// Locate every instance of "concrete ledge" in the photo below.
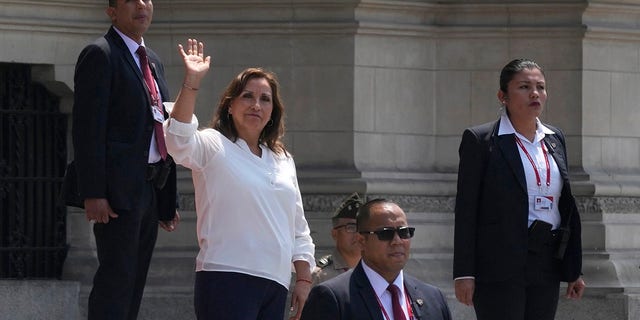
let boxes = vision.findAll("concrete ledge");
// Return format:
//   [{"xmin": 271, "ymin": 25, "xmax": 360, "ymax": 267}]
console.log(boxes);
[
  {"xmin": 0, "ymin": 280, "xmax": 80, "ymax": 320},
  {"xmin": 447, "ymin": 287, "xmax": 632, "ymax": 320}
]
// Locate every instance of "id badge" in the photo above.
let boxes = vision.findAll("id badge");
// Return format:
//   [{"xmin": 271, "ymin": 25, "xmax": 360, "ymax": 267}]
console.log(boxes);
[
  {"xmin": 152, "ymin": 105, "xmax": 164, "ymax": 123},
  {"xmin": 534, "ymin": 195, "xmax": 554, "ymax": 211}
]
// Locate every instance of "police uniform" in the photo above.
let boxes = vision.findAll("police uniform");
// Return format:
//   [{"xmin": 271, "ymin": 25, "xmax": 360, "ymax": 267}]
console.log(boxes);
[
  {"xmin": 312, "ymin": 248, "xmax": 352, "ymax": 284},
  {"xmin": 311, "ymin": 192, "xmax": 363, "ymax": 285}
]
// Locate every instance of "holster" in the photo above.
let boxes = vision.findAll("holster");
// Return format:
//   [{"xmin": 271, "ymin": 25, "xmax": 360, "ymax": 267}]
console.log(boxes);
[
  {"xmin": 528, "ymin": 219, "xmax": 570, "ymax": 260},
  {"xmin": 59, "ymin": 161, "xmax": 84, "ymax": 208},
  {"xmin": 555, "ymin": 226, "xmax": 570, "ymax": 259},
  {"xmin": 527, "ymin": 219, "xmax": 553, "ymax": 254},
  {"xmin": 153, "ymin": 157, "xmax": 173, "ymax": 190}
]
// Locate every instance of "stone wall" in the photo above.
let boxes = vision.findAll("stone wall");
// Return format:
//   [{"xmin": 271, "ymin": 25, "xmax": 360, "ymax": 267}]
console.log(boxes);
[{"xmin": 1, "ymin": 0, "xmax": 639, "ymax": 319}]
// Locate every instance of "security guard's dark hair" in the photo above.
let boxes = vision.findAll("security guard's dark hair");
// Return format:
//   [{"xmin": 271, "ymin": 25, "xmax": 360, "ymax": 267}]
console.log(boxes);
[
  {"xmin": 499, "ymin": 58, "xmax": 545, "ymax": 94},
  {"xmin": 356, "ymin": 198, "xmax": 396, "ymax": 230}
]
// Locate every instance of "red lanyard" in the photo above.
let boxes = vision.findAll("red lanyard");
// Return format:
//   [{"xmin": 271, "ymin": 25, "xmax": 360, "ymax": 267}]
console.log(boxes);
[
  {"xmin": 515, "ymin": 136, "xmax": 550, "ymax": 192},
  {"xmin": 374, "ymin": 285, "xmax": 414, "ymax": 320}
]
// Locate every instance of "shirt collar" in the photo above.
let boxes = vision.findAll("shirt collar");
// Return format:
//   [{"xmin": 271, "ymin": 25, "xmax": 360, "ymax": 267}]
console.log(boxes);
[
  {"xmin": 235, "ymin": 138, "xmax": 266, "ymax": 156},
  {"xmin": 331, "ymin": 248, "xmax": 350, "ymax": 271},
  {"xmin": 361, "ymin": 260, "xmax": 404, "ymax": 299},
  {"xmin": 497, "ymin": 113, "xmax": 555, "ymax": 142},
  {"xmin": 113, "ymin": 26, "xmax": 146, "ymax": 57}
]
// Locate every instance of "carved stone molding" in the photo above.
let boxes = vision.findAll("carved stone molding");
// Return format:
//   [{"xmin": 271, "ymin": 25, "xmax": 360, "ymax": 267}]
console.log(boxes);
[
  {"xmin": 0, "ymin": 1, "xmax": 105, "ymax": 34},
  {"xmin": 302, "ymin": 194, "xmax": 640, "ymax": 215},
  {"xmin": 302, "ymin": 193, "xmax": 456, "ymax": 213},
  {"xmin": 577, "ymin": 196, "xmax": 640, "ymax": 214}
]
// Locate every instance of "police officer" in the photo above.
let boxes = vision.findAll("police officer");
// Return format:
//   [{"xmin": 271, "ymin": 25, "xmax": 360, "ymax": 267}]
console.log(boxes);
[{"xmin": 312, "ymin": 192, "xmax": 364, "ymax": 284}]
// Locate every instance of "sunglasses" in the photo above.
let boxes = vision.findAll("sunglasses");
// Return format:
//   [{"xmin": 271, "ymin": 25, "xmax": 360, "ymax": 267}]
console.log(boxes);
[
  {"xmin": 333, "ymin": 223, "xmax": 357, "ymax": 233},
  {"xmin": 359, "ymin": 226, "xmax": 415, "ymax": 241}
]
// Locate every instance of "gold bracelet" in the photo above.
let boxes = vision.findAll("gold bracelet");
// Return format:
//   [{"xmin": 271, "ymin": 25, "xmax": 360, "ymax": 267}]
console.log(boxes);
[
  {"xmin": 296, "ymin": 278, "xmax": 312, "ymax": 284},
  {"xmin": 182, "ymin": 83, "xmax": 199, "ymax": 91}
]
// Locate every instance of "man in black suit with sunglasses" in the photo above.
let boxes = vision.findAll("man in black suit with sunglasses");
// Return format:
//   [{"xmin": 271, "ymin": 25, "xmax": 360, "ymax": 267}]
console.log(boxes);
[{"xmin": 301, "ymin": 198, "xmax": 451, "ymax": 320}]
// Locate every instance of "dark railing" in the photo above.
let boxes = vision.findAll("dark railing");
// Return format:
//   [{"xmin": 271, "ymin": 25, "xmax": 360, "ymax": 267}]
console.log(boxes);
[{"xmin": 0, "ymin": 63, "xmax": 68, "ymax": 279}]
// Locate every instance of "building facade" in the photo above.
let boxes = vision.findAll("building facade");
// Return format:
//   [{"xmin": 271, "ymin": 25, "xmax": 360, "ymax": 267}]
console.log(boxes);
[{"xmin": 1, "ymin": 0, "xmax": 639, "ymax": 319}]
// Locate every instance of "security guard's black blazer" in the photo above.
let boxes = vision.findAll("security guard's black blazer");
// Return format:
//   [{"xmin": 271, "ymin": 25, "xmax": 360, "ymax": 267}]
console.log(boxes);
[
  {"xmin": 71, "ymin": 26, "xmax": 176, "ymax": 220},
  {"xmin": 453, "ymin": 119, "xmax": 582, "ymax": 283},
  {"xmin": 301, "ymin": 261, "xmax": 452, "ymax": 320}
]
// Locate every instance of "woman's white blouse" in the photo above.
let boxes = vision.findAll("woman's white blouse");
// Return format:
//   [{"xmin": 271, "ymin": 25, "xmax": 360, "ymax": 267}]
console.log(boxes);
[{"xmin": 164, "ymin": 114, "xmax": 315, "ymax": 288}]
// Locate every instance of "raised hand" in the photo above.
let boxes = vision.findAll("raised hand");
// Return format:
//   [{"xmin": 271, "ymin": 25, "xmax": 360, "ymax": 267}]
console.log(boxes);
[{"xmin": 177, "ymin": 38, "xmax": 211, "ymax": 88}]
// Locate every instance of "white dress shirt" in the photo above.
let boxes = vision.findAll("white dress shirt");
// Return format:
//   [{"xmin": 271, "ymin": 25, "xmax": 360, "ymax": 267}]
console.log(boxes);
[
  {"xmin": 113, "ymin": 26, "xmax": 163, "ymax": 164},
  {"xmin": 498, "ymin": 114, "xmax": 563, "ymax": 229},
  {"xmin": 164, "ymin": 113, "xmax": 315, "ymax": 288}
]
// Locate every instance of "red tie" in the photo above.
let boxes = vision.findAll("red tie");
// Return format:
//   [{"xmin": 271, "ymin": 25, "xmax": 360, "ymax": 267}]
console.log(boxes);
[
  {"xmin": 136, "ymin": 46, "xmax": 167, "ymax": 160},
  {"xmin": 388, "ymin": 284, "xmax": 407, "ymax": 320}
]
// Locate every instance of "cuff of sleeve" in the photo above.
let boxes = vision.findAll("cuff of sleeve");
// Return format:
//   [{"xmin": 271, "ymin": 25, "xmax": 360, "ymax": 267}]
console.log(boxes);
[
  {"xmin": 166, "ymin": 113, "xmax": 199, "ymax": 137},
  {"xmin": 454, "ymin": 276, "xmax": 475, "ymax": 281},
  {"xmin": 292, "ymin": 254, "xmax": 316, "ymax": 273}
]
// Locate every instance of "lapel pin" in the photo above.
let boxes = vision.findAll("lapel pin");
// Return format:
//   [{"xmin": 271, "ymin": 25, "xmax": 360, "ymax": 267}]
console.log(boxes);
[
  {"xmin": 551, "ymin": 142, "xmax": 556, "ymax": 148},
  {"xmin": 416, "ymin": 299, "xmax": 424, "ymax": 307}
]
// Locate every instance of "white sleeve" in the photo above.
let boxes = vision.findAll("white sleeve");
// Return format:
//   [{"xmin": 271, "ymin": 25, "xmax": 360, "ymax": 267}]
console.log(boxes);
[
  {"xmin": 289, "ymin": 157, "xmax": 316, "ymax": 272},
  {"xmin": 164, "ymin": 113, "xmax": 221, "ymax": 171}
]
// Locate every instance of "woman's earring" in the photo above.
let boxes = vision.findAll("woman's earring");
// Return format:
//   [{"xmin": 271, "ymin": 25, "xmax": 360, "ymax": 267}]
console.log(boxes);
[{"xmin": 267, "ymin": 119, "xmax": 273, "ymax": 127}]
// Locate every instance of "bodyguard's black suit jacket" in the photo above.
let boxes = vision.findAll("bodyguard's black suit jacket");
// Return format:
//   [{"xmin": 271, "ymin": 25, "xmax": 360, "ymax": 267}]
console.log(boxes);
[
  {"xmin": 71, "ymin": 26, "xmax": 176, "ymax": 220},
  {"xmin": 453, "ymin": 119, "xmax": 582, "ymax": 283},
  {"xmin": 301, "ymin": 262, "xmax": 452, "ymax": 320}
]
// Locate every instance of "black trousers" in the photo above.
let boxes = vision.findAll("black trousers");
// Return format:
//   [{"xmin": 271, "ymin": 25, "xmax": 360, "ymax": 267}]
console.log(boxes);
[
  {"xmin": 88, "ymin": 182, "xmax": 158, "ymax": 320},
  {"xmin": 473, "ymin": 236, "xmax": 562, "ymax": 320},
  {"xmin": 194, "ymin": 271, "xmax": 288, "ymax": 320}
]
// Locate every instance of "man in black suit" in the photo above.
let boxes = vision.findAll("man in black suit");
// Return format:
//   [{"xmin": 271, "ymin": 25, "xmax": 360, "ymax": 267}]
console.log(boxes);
[
  {"xmin": 300, "ymin": 199, "xmax": 451, "ymax": 320},
  {"xmin": 70, "ymin": 1, "xmax": 179, "ymax": 319}
]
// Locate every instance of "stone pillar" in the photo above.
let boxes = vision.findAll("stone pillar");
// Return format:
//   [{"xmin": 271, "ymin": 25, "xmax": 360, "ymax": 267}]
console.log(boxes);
[{"xmin": 577, "ymin": 4, "xmax": 640, "ymax": 319}]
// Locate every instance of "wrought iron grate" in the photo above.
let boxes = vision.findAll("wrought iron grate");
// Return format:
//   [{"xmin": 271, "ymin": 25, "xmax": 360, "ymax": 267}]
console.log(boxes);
[{"xmin": 0, "ymin": 63, "xmax": 68, "ymax": 279}]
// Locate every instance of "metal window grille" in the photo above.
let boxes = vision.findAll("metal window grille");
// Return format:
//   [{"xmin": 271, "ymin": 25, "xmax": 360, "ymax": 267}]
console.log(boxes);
[{"xmin": 0, "ymin": 63, "xmax": 68, "ymax": 279}]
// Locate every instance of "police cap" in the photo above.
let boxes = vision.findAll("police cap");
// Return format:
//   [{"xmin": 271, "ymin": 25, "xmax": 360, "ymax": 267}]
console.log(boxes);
[{"xmin": 332, "ymin": 192, "xmax": 363, "ymax": 220}]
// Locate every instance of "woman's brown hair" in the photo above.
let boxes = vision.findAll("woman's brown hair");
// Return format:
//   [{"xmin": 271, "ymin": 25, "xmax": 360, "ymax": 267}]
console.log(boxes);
[{"xmin": 211, "ymin": 67, "xmax": 287, "ymax": 155}]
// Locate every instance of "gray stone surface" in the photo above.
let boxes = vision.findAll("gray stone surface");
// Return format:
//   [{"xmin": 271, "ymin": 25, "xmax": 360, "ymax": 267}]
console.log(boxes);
[
  {"xmin": 0, "ymin": 280, "xmax": 80, "ymax": 320},
  {"xmin": 2, "ymin": 1, "xmax": 640, "ymax": 319}
]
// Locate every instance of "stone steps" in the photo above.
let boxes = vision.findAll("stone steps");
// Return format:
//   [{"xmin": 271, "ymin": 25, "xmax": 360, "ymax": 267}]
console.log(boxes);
[{"xmin": 42, "ymin": 197, "xmax": 640, "ymax": 320}]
